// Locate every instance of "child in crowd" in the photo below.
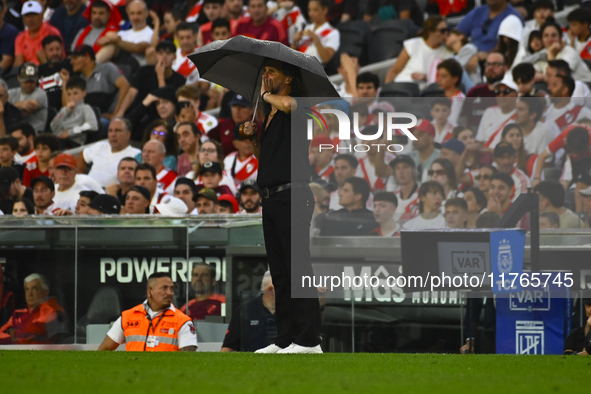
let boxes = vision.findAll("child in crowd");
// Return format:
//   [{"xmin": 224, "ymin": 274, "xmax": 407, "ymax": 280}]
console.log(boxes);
[
  {"xmin": 0, "ymin": 137, "xmax": 24, "ymax": 180},
  {"xmin": 22, "ymin": 133, "xmax": 60, "ymax": 187},
  {"xmin": 195, "ymin": 161, "xmax": 233, "ymax": 197},
  {"xmin": 435, "ymin": 58, "xmax": 465, "ymax": 125},
  {"xmin": 567, "ymin": 8, "xmax": 591, "ymax": 60},
  {"xmin": 430, "ymin": 97, "xmax": 454, "ymax": 145},
  {"xmin": 50, "ymin": 77, "xmax": 98, "ymax": 148}
]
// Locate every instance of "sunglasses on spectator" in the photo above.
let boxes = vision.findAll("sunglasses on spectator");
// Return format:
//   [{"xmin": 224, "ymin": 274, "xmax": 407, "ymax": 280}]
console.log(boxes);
[
  {"xmin": 151, "ymin": 130, "xmax": 167, "ymax": 136},
  {"xmin": 428, "ymin": 169, "xmax": 447, "ymax": 176},
  {"xmin": 494, "ymin": 88, "xmax": 514, "ymax": 95},
  {"xmin": 475, "ymin": 174, "xmax": 491, "ymax": 180}
]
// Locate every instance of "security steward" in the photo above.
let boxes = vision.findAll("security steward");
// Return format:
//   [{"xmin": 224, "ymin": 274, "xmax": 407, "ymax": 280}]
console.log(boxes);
[{"xmin": 98, "ymin": 272, "xmax": 197, "ymax": 352}]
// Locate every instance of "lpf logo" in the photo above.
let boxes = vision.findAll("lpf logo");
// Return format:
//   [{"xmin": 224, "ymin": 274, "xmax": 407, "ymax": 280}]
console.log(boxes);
[
  {"xmin": 515, "ymin": 321, "xmax": 544, "ymax": 354},
  {"xmin": 305, "ymin": 107, "xmax": 418, "ymax": 153}
]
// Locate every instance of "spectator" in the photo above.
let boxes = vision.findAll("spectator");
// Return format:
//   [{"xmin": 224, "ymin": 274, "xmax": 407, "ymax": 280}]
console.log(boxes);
[
  {"xmin": 159, "ymin": 9, "xmax": 183, "ymax": 44},
  {"xmin": 194, "ymin": 187, "xmax": 218, "ymax": 214},
  {"xmin": 134, "ymin": 163, "xmax": 167, "ymax": 213},
  {"xmin": 95, "ymin": 0, "xmax": 153, "ymax": 66},
  {"xmin": 522, "ymin": 0, "xmax": 554, "ymax": 50},
  {"xmin": 196, "ymin": 0, "xmax": 225, "ymax": 47},
  {"xmin": 11, "ymin": 197, "xmax": 35, "ymax": 216},
  {"xmin": 176, "ymin": 85, "xmax": 219, "ymax": 135},
  {"xmin": 430, "ymin": 97, "xmax": 455, "ymax": 144},
  {"xmin": 176, "ymin": 122, "xmax": 202, "ymax": 177},
  {"xmin": 292, "ymin": 0, "xmax": 339, "ymax": 65},
  {"xmin": 71, "ymin": 0, "xmax": 122, "ymax": 53},
  {"xmin": 563, "ymin": 298, "xmax": 591, "ymax": 355},
  {"xmin": 196, "ymin": 161, "xmax": 233, "ymax": 197},
  {"xmin": 86, "ymin": 193, "xmax": 121, "ymax": 214},
  {"xmin": 22, "ymin": 133, "xmax": 59, "ymax": 187},
  {"xmin": 72, "ymin": 190, "xmax": 97, "ymax": 214},
  {"xmin": 50, "ymin": 76, "xmax": 98, "ymax": 147},
  {"xmin": 385, "ymin": 15, "xmax": 452, "ymax": 85},
  {"xmin": 387, "ymin": 155, "xmax": 419, "ymax": 220},
  {"xmin": 123, "ymin": 184, "xmax": 151, "ymax": 214},
  {"xmin": 567, "ymin": 8, "xmax": 591, "ymax": 60},
  {"xmin": 189, "ymin": 139, "xmax": 237, "ymax": 194},
  {"xmin": 456, "ymin": 0, "xmax": 522, "ymax": 55},
  {"xmin": 134, "ymin": 120, "xmax": 178, "ymax": 170},
  {"xmin": 10, "ymin": 123, "xmax": 36, "ymax": 163},
  {"xmin": 38, "ymin": 36, "xmax": 71, "ymax": 113},
  {"xmin": 309, "ymin": 135, "xmax": 334, "ymax": 183},
  {"xmin": 357, "ymin": 126, "xmax": 396, "ymax": 192},
  {"xmin": 181, "ymin": 263, "xmax": 226, "ymax": 320},
  {"xmin": 155, "ymin": 195, "xmax": 188, "ymax": 216},
  {"xmin": 353, "ymin": 72, "xmax": 379, "ymax": 109},
  {"xmin": 0, "ymin": 79, "xmax": 25, "ymax": 137},
  {"xmin": 211, "ymin": 18, "xmax": 232, "ymax": 42},
  {"xmin": 495, "ymin": 14, "xmax": 523, "ymax": 69},
  {"xmin": 463, "ymin": 187, "xmax": 487, "ymax": 228},
  {"xmin": 9, "ymin": 63, "xmax": 48, "ymax": 133},
  {"xmin": 370, "ymin": 192, "xmax": 399, "ymax": 237},
  {"xmin": 514, "ymin": 97, "xmax": 555, "ymax": 157},
  {"xmin": 269, "ymin": 1, "xmax": 307, "ymax": 46},
  {"xmin": 328, "ymin": 154, "xmax": 357, "ymax": 210},
  {"xmin": 435, "ymin": 59, "xmax": 465, "ymax": 125},
  {"xmin": 486, "ymin": 172, "xmax": 514, "ymax": 215},
  {"xmin": 446, "ymin": 29, "xmax": 481, "ymax": 85},
  {"xmin": 512, "ymin": 62, "xmax": 539, "ymax": 97},
  {"xmin": 49, "ymin": 0, "xmax": 89, "ymax": 49},
  {"xmin": 475, "ymin": 73, "xmax": 518, "ymax": 149},
  {"xmin": 545, "ymin": 60, "xmax": 591, "ymax": 106},
  {"xmin": 53, "ymin": 153, "xmax": 89, "ymax": 212},
  {"xmin": 0, "ymin": 1, "xmax": 19, "ymax": 76},
  {"xmin": 429, "ymin": 158, "xmax": 463, "ymax": 201},
  {"xmin": 440, "ymin": 139, "xmax": 465, "ymax": 167},
  {"xmin": 462, "ymin": 52, "xmax": 508, "ymax": 129},
  {"xmin": 0, "ymin": 167, "xmax": 33, "ymax": 214},
  {"xmin": 14, "ymin": 1, "xmax": 63, "ymax": 67},
  {"xmin": 64, "ymin": 45, "xmax": 130, "ymax": 121},
  {"xmin": 539, "ymin": 211, "xmax": 560, "ymax": 229},
  {"xmin": 444, "ymin": 197, "xmax": 468, "ymax": 228},
  {"xmin": 534, "ymin": 180, "xmax": 583, "ymax": 228},
  {"xmin": 316, "ymin": 177, "xmax": 377, "ymax": 236},
  {"xmin": 221, "ymin": 270, "xmax": 276, "ymax": 352},
  {"xmin": 171, "ymin": 22, "xmax": 200, "ymax": 85},
  {"xmin": 500, "ymin": 123, "xmax": 529, "ymax": 175},
  {"xmin": 0, "ymin": 137, "xmax": 24, "ymax": 180},
  {"xmin": 141, "ymin": 139, "xmax": 178, "ymax": 195},
  {"xmin": 218, "ymin": 193, "xmax": 239, "ymax": 214},
  {"xmin": 78, "ymin": 118, "xmax": 141, "ymax": 187},
  {"xmin": 238, "ymin": 179, "xmax": 262, "ymax": 214},
  {"xmin": 545, "ymin": 75, "xmax": 591, "ymax": 130},
  {"xmin": 105, "ymin": 157, "xmax": 138, "ymax": 205},
  {"xmin": 408, "ymin": 119, "xmax": 440, "ymax": 183},
  {"xmin": 224, "ymin": 0, "xmax": 247, "ymax": 21},
  {"xmin": 209, "ymin": 93, "xmax": 256, "ymax": 155},
  {"xmin": 174, "ymin": 177, "xmax": 198, "ymax": 214},
  {"xmin": 31, "ymin": 175, "xmax": 58, "ymax": 214},
  {"xmin": 223, "ymin": 127, "xmax": 258, "ymax": 188},
  {"xmin": 452, "ymin": 126, "xmax": 476, "ymax": 149},
  {"xmin": 0, "ymin": 273, "xmax": 68, "ymax": 344},
  {"xmin": 233, "ymin": 0, "xmax": 289, "ymax": 46},
  {"xmin": 121, "ymin": 41, "xmax": 185, "ymax": 116},
  {"xmin": 127, "ymin": 86, "xmax": 177, "ymax": 140},
  {"xmin": 402, "ymin": 181, "xmax": 446, "ymax": 230}
]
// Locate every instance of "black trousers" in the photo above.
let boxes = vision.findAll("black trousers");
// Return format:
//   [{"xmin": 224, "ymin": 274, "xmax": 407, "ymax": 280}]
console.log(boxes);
[{"xmin": 261, "ymin": 186, "xmax": 321, "ymax": 348}]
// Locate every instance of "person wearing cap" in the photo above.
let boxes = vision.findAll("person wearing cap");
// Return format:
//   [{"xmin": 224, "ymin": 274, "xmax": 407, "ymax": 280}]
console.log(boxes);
[
  {"xmin": 155, "ymin": 195, "xmax": 188, "ymax": 216},
  {"xmin": 127, "ymin": 86, "xmax": 178, "ymax": 139},
  {"xmin": 118, "ymin": 40, "xmax": 186, "ymax": 117},
  {"xmin": 195, "ymin": 161, "xmax": 233, "ymax": 197},
  {"xmin": 14, "ymin": 1, "xmax": 63, "ymax": 67},
  {"xmin": 71, "ymin": 0, "xmax": 122, "ymax": 54},
  {"xmin": 124, "ymin": 185, "xmax": 151, "ymax": 214},
  {"xmin": 209, "ymin": 93, "xmax": 257, "ymax": 156},
  {"xmin": 440, "ymin": 139, "xmax": 465, "ymax": 167},
  {"xmin": 475, "ymin": 73, "xmax": 518, "ymax": 149},
  {"xmin": 309, "ymin": 135, "xmax": 335, "ymax": 183},
  {"xmin": 31, "ymin": 175, "xmax": 58, "ymax": 214},
  {"xmin": 174, "ymin": 177, "xmax": 198, "ymax": 214},
  {"xmin": 328, "ymin": 154, "xmax": 358, "ymax": 211},
  {"xmin": 513, "ymin": 97, "xmax": 554, "ymax": 156},
  {"xmin": 194, "ymin": 187, "xmax": 218, "ymax": 214},
  {"xmin": 222, "ymin": 124, "xmax": 259, "ymax": 188},
  {"xmin": 563, "ymin": 297, "xmax": 591, "ymax": 355},
  {"xmin": 8, "ymin": 62, "xmax": 48, "ymax": 133},
  {"xmin": 407, "ymin": 119, "xmax": 441, "ymax": 183},
  {"xmin": 0, "ymin": 167, "xmax": 34, "ymax": 214},
  {"xmin": 63, "ymin": 44, "xmax": 130, "ymax": 120},
  {"xmin": 141, "ymin": 140, "xmax": 178, "ymax": 195},
  {"xmin": 134, "ymin": 163, "xmax": 167, "ymax": 213},
  {"xmin": 53, "ymin": 153, "xmax": 91, "ymax": 212},
  {"xmin": 50, "ymin": 76, "xmax": 98, "ymax": 147},
  {"xmin": 218, "ymin": 193, "xmax": 239, "ymax": 214},
  {"xmin": 386, "ymin": 155, "xmax": 420, "ymax": 220},
  {"xmin": 87, "ymin": 194, "xmax": 121, "ymax": 214},
  {"xmin": 49, "ymin": 0, "xmax": 89, "ymax": 49},
  {"xmin": 94, "ymin": 0, "xmax": 153, "ymax": 66},
  {"xmin": 238, "ymin": 180, "xmax": 262, "ymax": 214},
  {"xmin": 370, "ymin": 192, "xmax": 399, "ymax": 237}
]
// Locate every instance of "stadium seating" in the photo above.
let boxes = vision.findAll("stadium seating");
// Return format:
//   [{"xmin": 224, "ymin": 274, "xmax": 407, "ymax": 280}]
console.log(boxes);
[
  {"xmin": 379, "ymin": 82, "xmax": 421, "ymax": 98},
  {"xmin": 368, "ymin": 26, "xmax": 406, "ymax": 64}
]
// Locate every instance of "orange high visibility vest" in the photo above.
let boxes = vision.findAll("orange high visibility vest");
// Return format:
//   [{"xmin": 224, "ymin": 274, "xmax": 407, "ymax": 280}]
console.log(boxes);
[{"xmin": 121, "ymin": 304, "xmax": 192, "ymax": 352}]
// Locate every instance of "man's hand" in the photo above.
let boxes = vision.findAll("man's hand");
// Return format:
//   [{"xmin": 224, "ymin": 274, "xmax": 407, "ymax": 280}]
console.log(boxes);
[
  {"xmin": 486, "ymin": 196, "xmax": 503, "ymax": 214},
  {"xmin": 60, "ymin": 69, "xmax": 70, "ymax": 84},
  {"xmin": 411, "ymin": 72, "xmax": 426, "ymax": 81},
  {"xmin": 239, "ymin": 121, "xmax": 257, "ymax": 140},
  {"xmin": 155, "ymin": 59, "xmax": 166, "ymax": 79},
  {"xmin": 547, "ymin": 42, "xmax": 564, "ymax": 59},
  {"xmin": 261, "ymin": 76, "xmax": 273, "ymax": 98},
  {"xmin": 58, "ymin": 131, "xmax": 69, "ymax": 139},
  {"xmin": 105, "ymin": 182, "xmax": 121, "ymax": 196},
  {"xmin": 53, "ymin": 208, "xmax": 74, "ymax": 216},
  {"xmin": 104, "ymin": 31, "xmax": 121, "ymax": 45},
  {"xmin": 148, "ymin": 10, "xmax": 160, "ymax": 26},
  {"xmin": 142, "ymin": 93, "xmax": 159, "ymax": 107}
]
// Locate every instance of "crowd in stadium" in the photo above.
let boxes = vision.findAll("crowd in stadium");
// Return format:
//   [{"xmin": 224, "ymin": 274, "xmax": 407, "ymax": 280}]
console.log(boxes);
[{"xmin": 0, "ymin": 0, "xmax": 591, "ymax": 234}]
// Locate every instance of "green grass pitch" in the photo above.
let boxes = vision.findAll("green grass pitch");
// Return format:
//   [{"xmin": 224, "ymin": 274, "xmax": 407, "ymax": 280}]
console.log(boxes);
[{"xmin": 1, "ymin": 351, "xmax": 590, "ymax": 393}]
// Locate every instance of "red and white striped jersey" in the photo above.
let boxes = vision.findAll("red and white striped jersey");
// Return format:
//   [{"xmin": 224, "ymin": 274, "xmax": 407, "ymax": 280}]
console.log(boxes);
[
  {"xmin": 315, "ymin": 162, "xmax": 334, "ymax": 182},
  {"xmin": 185, "ymin": 0, "xmax": 203, "ymax": 23},
  {"xmin": 172, "ymin": 47, "xmax": 200, "ymax": 85},
  {"xmin": 394, "ymin": 188, "xmax": 419, "ymax": 221},
  {"xmin": 196, "ymin": 111, "xmax": 218, "ymax": 135},
  {"xmin": 356, "ymin": 154, "xmax": 395, "ymax": 192},
  {"xmin": 223, "ymin": 152, "xmax": 258, "ymax": 187},
  {"xmin": 510, "ymin": 167, "xmax": 530, "ymax": 202},
  {"xmin": 431, "ymin": 120, "xmax": 454, "ymax": 145},
  {"xmin": 157, "ymin": 167, "xmax": 179, "ymax": 195},
  {"xmin": 150, "ymin": 192, "xmax": 168, "ymax": 214}
]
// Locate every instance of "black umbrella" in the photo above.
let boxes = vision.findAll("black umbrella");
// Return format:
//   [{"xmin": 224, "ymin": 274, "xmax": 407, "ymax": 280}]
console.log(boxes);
[{"xmin": 188, "ymin": 36, "xmax": 339, "ymax": 105}]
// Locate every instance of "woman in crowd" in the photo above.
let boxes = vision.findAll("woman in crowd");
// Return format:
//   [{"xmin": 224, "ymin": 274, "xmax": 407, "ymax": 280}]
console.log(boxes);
[
  {"xmin": 292, "ymin": 0, "xmax": 340, "ymax": 65},
  {"xmin": 187, "ymin": 139, "xmax": 237, "ymax": 194},
  {"xmin": 462, "ymin": 187, "xmax": 487, "ymax": 228},
  {"xmin": 429, "ymin": 158, "xmax": 463, "ymax": 201},
  {"xmin": 385, "ymin": 15, "xmax": 452, "ymax": 86},
  {"xmin": 135, "ymin": 120, "xmax": 179, "ymax": 171},
  {"xmin": 12, "ymin": 198, "xmax": 35, "ymax": 216},
  {"xmin": 495, "ymin": 14, "xmax": 523, "ymax": 69},
  {"xmin": 500, "ymin": 124, "xmax": 529, "ymax": 175},
  {"xmin": 402, "ymin": 181, "xmax": 446, "ymax": 230}
]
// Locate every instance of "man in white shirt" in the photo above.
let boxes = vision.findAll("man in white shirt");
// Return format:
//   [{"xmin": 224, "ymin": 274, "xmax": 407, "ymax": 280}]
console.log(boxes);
[
  {"xmin": 545, "ymin": 74, "xmax": 591, "ymax": 131},
  {"xmin": 142, "ymin": 140, "xmax": 178, "ymax": 195},
  {"xmin": 77, "ymin": 118, "xmax": 141, "ymax": 187},
  {"xmin": 174, "ymin": 177, "xmax": 197, "ymax": 215},
  {"xmin": 31, "ymin": 175, "xmax": 58, "ymax": 215},
  {"xmin": 95, "ymin": 0, "xmax": 153, "ymax": 65},
  {"xmin": 514, "ymin": 97, "xmax": 554, "ymax": 155},
  {"xmin": 476, "ymin": 74, "xmax": 518, "ymax": 149},
  {"xmin": 53, "ymin": 153, "xmax": 88, "ymax": 212}
]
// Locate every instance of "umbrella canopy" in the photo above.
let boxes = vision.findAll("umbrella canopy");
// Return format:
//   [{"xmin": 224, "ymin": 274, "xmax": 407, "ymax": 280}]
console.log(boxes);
[{"xmin": 188, "ymin": 36, "xmax": 339, "ymax": 104}]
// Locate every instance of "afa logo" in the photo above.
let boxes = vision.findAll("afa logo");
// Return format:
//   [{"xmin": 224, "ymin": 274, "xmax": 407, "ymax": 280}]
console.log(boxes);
[{"xmin": 497, "ymin": 238, "xmax": 513, "ymax": 274}]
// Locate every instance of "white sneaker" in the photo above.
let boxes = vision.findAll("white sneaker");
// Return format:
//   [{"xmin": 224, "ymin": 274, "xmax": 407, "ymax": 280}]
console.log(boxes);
[
  {"xmin": 276, "ymin": 344, "xmax": 323, "ymax": 354},
  {"xmin": 254, "ymin": 344, "xmax": 284, "ymax": 353}
]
